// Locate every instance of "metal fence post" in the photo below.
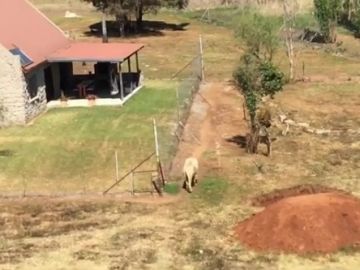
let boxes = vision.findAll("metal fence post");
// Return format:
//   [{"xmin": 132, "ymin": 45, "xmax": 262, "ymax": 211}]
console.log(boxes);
[
  {"xmin": 199, "ymin": 35, "xmax": 205, "ymax": 81},
  {"xmin": 115, "ymin": 150, "xmax": 119, "ymax": 182}
]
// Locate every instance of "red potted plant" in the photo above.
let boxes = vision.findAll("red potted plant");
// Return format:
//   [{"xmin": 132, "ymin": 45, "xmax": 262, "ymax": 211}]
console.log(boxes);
[{"xmin": 87, "ymin": 94, "xmax": 97, "ymax": 106}]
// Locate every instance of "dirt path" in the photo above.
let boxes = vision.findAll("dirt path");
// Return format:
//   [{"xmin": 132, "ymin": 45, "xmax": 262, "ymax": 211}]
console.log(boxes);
[{"xmin": 170, "ymin": 81, "xmax": 248, "ymax": 179}]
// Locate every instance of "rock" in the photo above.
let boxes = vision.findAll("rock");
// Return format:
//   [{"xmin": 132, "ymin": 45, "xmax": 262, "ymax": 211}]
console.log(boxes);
[
  {"xmin": 279, "ymin": 115, "xmax": 287, "ymax": 123},
  {"xmin": 304, "ymin": 128, "xmax": 315, "ymax": 134},
  {"xmin": 315, "ymin": 129, "xmax": 331, "ymax": 135},
  {"xmin": 282, "ymin": 123, "xmax": 290, "ymax": 136},
  {"xmin": 284, "ymin": 119, "xmax": 296, "ymax": 126},
  {"xmin": 65, "ymin": 11, "xmax": 81, "ymax": 18},
  {"xmin": 261, "ymin": 96, "xmax": 270, "ymax": 102},
  {"xmin": 296, "ymin": 122, "xmax": 310, "ymax": 128}
]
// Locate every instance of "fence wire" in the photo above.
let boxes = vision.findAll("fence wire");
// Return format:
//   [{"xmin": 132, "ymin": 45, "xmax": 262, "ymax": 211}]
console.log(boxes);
[{"xmin": 159, "ymin": 40, "xmax": 203, "ymax": 176}]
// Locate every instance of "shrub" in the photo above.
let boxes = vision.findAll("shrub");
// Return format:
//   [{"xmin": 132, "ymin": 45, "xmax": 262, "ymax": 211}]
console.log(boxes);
[
  {"xmin": 163, "ymin": 182, "xmax": 180, "ymax": 195},
  {"xmin": 314, "ymin": 0, "xmax": 341, "ymax": 43}
]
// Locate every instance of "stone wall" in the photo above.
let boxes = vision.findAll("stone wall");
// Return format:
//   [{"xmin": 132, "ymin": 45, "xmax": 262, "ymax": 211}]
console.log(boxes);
[
  {"xmin": 0, "ymin": 45, "xmax": 27, "ymax": 126},
  {"xmin": 0, "ymin": 44, "xmax": 47, "ymax": 127}
]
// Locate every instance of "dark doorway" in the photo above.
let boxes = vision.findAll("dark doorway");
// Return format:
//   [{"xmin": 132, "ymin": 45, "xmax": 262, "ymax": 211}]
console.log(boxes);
[{"xmin": 44, "ymin": 66, "xmax": 54, "ymax": 101}]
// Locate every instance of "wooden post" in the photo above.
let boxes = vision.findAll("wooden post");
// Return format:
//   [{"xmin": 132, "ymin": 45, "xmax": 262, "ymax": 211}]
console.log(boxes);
[
  {"xmin": 127, "ymin": 58, "xmax": 131, "ymax": 73},
  {"xmin": 216, "ymin": 141, "xmax": 221, "ymax": 169},
  {"xmin": 243, "ymin": 101, "xmax": 247, "ymax": 120},
  {"xmin": 101, "ymin": 13, "xmax": 108, "ymax": 43},
  {"xmin": 176, "ymin": 87, "xmax": 181, "ymax": 124},
  {"xmin": 115, "ymin": 150, "xmax": 119, "ymax": 182},
  {"xmin": 119, "ymin": 63, "xmax": 124, "ymax": 100},
  {"xmin": 135, "ymin": 52, "xmax": 140, "ymax": 72},
  {"xmin": 199, "ymin": 35, "xmax": 205, "ymax": 81},
  {"xmin": 153, "ymin": 119, "xmax": 160, "ymax": 165},
  {"xmin": 131, "ymin": 172, "xmax": 135, "ymax": 196},
  {"xmin": 153, "ymin": 119, "xmax": 166, "ymax": 186},
  {"xmin": 302, "ymin": 61, "xmax": 305, "ymax": 80}
]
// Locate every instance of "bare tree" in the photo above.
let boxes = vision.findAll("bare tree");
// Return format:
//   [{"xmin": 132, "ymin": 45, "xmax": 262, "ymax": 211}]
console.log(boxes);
[
  {"xmin": 283, "ymin": 0, "xmax": 297, "ymax": 81},
  {"xmin": 0, "ymin": 98, "xmax": 6, "ymax": 126}
]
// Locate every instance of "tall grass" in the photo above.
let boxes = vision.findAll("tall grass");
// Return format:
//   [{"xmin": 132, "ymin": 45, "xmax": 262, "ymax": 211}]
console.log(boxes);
[{"xmin": 185, "ymin": 6, "xmax": 317, "ymax": 32}]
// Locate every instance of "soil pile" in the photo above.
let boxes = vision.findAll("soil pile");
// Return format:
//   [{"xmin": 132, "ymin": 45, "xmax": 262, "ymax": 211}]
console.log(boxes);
[
  {"xmin": 235, "ymin": 192, "xmax": 360, "ymax": 254},
  {"xmin": 251, "ymin": 184, "xmax": 348, "ymax": 207}
]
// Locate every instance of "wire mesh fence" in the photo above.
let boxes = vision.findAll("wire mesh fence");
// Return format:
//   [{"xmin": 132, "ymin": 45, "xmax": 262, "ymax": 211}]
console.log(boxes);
[{"xmin": 158, "ymin": 37, "xmax": 204, "ymax": 177}]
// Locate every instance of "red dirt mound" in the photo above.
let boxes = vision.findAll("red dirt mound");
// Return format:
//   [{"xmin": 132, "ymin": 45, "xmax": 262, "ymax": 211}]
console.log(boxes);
[
  {"xmin": 235, "ymin": 192, "xmax": 360, "ymax": 254},
  {"xmin": 251, "ymin": 184, "xmax": 348, "ymax": 207}
]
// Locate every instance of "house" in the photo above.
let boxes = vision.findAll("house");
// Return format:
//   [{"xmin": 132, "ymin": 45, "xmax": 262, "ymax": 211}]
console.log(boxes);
[{"xmin": 0, "ymin": 0, "xmax": 144, "ymax": 126}]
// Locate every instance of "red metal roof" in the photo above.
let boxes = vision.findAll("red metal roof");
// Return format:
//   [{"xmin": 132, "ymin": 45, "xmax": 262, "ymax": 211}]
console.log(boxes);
[
  {"xmin": 0, "ymin": 0, "xmax": 70, "ymax": 71},
  {"xmin": 47, "ymin": 42, "xmax": 144, "ymax": 63},
  {"xmin": 0, "ymin": 0, "xmax": 144, "ymax": 70}
]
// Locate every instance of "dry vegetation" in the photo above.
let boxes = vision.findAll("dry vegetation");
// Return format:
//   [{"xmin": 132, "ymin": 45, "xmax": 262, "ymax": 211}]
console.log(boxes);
[
  {"xmin": 187, "ymin": 0, "xmax": 314, "ymax": 14},
  {"xmin": 0, "ymin": 0, "xmax": 359, "ymax": 269}
]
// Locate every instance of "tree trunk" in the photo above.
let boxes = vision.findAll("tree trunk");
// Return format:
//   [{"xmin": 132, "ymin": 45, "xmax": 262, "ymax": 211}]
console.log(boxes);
[
  {"xmin": 135, "ymin": 0, "xmax": 144, "ymax": 32},
  {"xmin": 119, "ymin": 21, "xmax": 125, "ymax": 37},
  {"xmin": 347, "ymin": 0, "xmax": 353, "ymax": 21},
  {"xmin": 283, "ymin": 0, "xmax": 296, "ymax": 81},
  {"xmin": 246, "ymin": 112, "xmax": 256, "ymax": 154},
  {"xmin": 250, "ymin": 112, "xmax": 256, "ymax": 133},
  {"xmin": 329, "ymin": 20, "xmax": 337, "ymax": 43},
  {"xmin": 101, "ymin": 13, "xmax": 108, "ymax": 43},
  {"xmin": 116, "ymin": 15, "xmax": 127, "ymax": 37},
  {"xmin": 348, "ymin": 2, "xmax": 352, "ymax": 21}
]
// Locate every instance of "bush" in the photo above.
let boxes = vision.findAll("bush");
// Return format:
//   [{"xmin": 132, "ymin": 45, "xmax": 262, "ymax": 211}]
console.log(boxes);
[
  {"xmin": 259, "ymin": 61, "xmax": 285, "ymax": 98},
  {"xmin": 233, "ymin": 54, "xmax": 260, "ymax": 123},
  {"xmin": 314, "ymin": 0, "xmax": 341, "ymax": 43},
  {"xmin": 164, "ymin": 182, "xmax": 181, "ymax": 195},
  {"xmin": 235, "ymin": 10, "xmax": 280, "ymax": 61},
  {"xmin": 233, "ymin": 54, "xmax": 285, "ymax": 118}
]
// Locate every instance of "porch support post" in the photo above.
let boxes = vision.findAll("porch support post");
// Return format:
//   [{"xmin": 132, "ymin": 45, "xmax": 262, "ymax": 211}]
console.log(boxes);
[
  {"xmin": 135, "ymin": 52, "xmax": 140, "ymax": 72},
  {"xmin": 127, "ymin": 57, "xmax": 131, "ymax": 73},
  {"xmin": 119, "ymin": 62, "xmax": 124, "ymax": 100}
]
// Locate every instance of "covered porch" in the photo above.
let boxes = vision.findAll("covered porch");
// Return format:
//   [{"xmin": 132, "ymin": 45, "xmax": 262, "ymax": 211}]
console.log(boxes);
[{"xmin": 45, "ymin": 42, "xmax": 144, "ymax": 107}]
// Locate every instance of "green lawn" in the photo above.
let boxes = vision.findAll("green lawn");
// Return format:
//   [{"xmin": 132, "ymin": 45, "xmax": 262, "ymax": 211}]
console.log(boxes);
[{"xmin": 0, "ymin": 81, "xmax": 178, "ymax": 193}]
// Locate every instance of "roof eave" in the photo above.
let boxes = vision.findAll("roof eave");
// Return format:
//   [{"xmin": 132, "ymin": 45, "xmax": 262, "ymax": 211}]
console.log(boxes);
[{"xmin": 47, "ymin": 58, "xmax": 125, "ymax": 63}]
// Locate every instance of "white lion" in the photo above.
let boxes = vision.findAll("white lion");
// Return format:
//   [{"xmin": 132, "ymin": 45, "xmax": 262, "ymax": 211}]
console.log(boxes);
[{"xmin": 183, "ymin": 157, "xmax": 199, "ymax": 193}]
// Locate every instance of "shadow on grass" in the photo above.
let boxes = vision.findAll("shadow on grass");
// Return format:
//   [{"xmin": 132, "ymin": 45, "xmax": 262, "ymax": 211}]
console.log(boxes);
[
  {"xmin": 85, "ymin": 20, "xmax": 190, "ymax": 38},
  {"xmin": 0, "ymin": 149, "xmax": 14, "ymax": 157},
  {"xmin": 338, "ymin": 15, "xmax": 360, "ymax": 38}
]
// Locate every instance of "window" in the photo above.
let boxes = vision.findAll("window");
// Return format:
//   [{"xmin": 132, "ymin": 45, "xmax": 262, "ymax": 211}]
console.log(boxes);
[
  {"xmin": 27, "ymin": 74, "xmax": 38, "ymax": 98},
  {"xmin": 9, "ymin": 48, "xmax": 33, "ymax": 67}
]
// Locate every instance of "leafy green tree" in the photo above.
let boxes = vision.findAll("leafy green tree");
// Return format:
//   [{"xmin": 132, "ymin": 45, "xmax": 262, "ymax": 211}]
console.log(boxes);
[
  {"xmin": 259, "ymin": 61, "xmax": 284, "ymax": 98},
  {"xmin": 233, "ymin": 11, "xmax": 284, "ymax": 154},
  {"xmin": 314, "ymin": 0, "xmax": 341, "ymax": 43},
  {"xmin": 236, "ymin": 12, "xmax": 280, "ymax": 61},
  {"xmin": 83, "ymin": 0, "xmax": 188, "ymax": 36},
  {"xmin": 234, "ymin": 54, "xmax": 284, "ymax": 155},
  {"xmin": 234, "ymin": 54, "xmax": 284, "ymax": 133},
  {"xmin": 233, "ymin": 54, "xmax": 260, "ymax": 132}
]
